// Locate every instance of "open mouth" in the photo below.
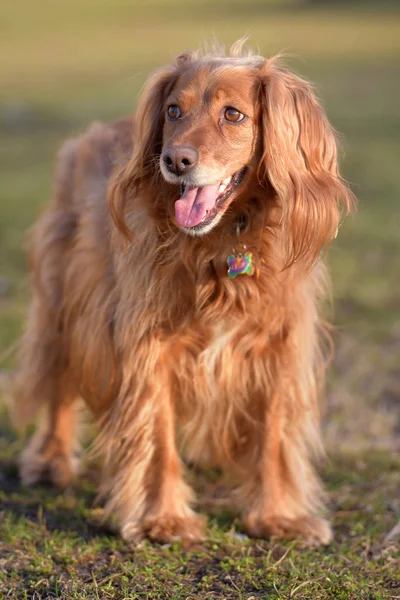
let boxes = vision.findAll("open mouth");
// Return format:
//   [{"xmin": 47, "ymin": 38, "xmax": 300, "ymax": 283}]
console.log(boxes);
[{"xmin": 174, "ymin": 167, "xmax": 247, "ymax": 231}]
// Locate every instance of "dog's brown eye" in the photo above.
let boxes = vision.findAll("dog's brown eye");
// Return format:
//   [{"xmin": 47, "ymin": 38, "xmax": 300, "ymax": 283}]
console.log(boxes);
[
  {"xmin": 167, "ymin": 105, "xmax": 181, "ymax": 120},
  {"xmin": 224, "ymin": 107, "xmax": 245, "ymax": 123}
]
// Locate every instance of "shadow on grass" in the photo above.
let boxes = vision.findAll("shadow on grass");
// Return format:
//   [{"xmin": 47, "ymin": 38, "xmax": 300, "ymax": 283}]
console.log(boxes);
[
  {"xmin": 0, "ymin": 457, "xmax": 239, "ymax": 542},
  {"xmin": 0, "ymin": 458, "xmax": 116, "ymax": 542}
]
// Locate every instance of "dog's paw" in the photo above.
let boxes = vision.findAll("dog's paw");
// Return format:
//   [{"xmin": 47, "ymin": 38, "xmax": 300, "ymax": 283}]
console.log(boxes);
[
  {"xmin": 243, "ymin": 514, "xmax": 332, "ymax": 546},
  {"xmin": 121, "ymin": 511, "xmax": 207, "ymax": 545},
  {"xmin": 19, "ymin": 433, "xmax": 78, "ymax": 489}
]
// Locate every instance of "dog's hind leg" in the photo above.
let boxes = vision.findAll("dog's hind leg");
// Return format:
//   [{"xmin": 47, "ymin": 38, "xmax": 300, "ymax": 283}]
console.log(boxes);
[
  {"xmin": 12, "ymin": 203, "xmax": 81, "ymax": 488},
  {"xmin": 13, "ymin": 294, "xmax": 80, "ymax": 489},
  {"xmin": 18, "ymin": 385, "xmax": 80, "ymax": 489}
]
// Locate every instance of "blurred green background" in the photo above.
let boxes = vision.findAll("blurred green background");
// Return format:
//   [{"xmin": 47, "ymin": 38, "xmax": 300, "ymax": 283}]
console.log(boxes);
[{"xmin": 0, "ymin": 0, "xmax": 399, "ymax": 450}]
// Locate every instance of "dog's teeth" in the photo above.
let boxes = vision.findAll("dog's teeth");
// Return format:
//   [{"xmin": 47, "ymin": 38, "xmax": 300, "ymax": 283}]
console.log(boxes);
[
  {"xmin": 222, "ymin": 177, "xmax": 231, "ymax": 185},
  {"xmin": 219, "ymin": 183, "xmax": 227, "ymax": 192}
]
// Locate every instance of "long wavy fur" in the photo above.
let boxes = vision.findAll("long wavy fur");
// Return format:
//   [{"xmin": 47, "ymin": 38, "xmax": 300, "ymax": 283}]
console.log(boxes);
[{"xmin": 12, "ymin": 40, "xmax": 355, "ymax": 545}]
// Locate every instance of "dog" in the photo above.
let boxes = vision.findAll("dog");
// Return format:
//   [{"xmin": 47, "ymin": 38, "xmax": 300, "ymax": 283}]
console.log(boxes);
[{"xmin": 12, "ymin": 40, "xmax": 355, "ymax": 546}]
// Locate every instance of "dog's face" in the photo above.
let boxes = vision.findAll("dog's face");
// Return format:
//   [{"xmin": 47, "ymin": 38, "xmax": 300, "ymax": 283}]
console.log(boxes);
[{"xmin": 159, "ymin": 66, "xmax": 261, "ymax": 234}]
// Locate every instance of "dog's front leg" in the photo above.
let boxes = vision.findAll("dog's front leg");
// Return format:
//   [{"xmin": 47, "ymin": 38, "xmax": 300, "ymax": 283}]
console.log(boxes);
[
  {"xmin": 95, "ymin": 345, "xmax": 206, "ymax": 544},
  {"xmin": 239, "ymin": 382, "xmax": 332, "ymax": 546}
]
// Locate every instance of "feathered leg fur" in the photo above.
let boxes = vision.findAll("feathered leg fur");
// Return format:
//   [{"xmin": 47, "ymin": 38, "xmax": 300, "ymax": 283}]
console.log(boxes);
[
  {"xmin": 95, "ymin": 342, "xmax": 206, "ymax": 543},
  {"xmin": 15, "ymin": 297, "xmax": 80, "ymax": 488},
  {"xmin": 237, "ymin": 279, "xmax": 332, "ymax": 545}
]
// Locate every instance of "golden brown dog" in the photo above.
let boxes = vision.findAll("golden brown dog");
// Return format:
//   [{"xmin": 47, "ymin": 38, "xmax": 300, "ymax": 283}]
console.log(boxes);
[{"xmin": 13, "ymin": 40, "xmax": 355, "ymax": 545}]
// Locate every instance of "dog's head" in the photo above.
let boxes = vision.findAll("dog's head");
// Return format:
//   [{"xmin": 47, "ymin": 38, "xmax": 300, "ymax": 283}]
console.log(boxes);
[
  {"xmin": 160, "ymin": 60, "xmax": 259, "ymax": 235},
  {"xmin": 111, "ymin": 41, "xmax": 355, "ymax": 266}
]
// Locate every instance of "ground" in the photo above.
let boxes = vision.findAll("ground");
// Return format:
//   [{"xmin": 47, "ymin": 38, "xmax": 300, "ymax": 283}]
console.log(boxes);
[
  {"xmin": 0, "ymin": 424, "xmax": 399, "ymax": 599},
  {"xmin": 0, "ymin": 1, "xmax": 399, "ymax": 598}
]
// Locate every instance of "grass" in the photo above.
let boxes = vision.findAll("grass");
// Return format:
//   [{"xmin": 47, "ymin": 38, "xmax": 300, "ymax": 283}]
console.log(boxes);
[
  {"xmin": 1, "ymin": 436, "xmax": 399, "ymax": 599},
  {"xmin": 0, "ymin": 0, "xmax": 400, "ymax": 598}
]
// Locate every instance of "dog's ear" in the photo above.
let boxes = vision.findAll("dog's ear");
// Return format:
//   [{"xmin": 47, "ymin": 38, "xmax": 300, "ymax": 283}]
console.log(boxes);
[
  {"xmin": 259, "ymin": 58, "xmax": 356, "ymax": 268},
  {"xmin": 109, "ymin": 64, "xmax": 181, "ymax": 239}
]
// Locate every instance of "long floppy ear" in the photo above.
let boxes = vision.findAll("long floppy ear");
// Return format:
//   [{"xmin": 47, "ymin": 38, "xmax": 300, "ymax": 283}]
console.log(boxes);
[
  {"xmin": 259, "ymin": 57, "xmax": 356, "ymax": 269},
  {"xmin": 109, "ymin": 56, "xmax": 191, "ymax": 239}
]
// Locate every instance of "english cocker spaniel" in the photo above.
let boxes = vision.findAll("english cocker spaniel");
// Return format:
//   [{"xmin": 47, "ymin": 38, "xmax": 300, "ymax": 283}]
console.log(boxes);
[{"xmin": 13, "ymin": 40, "xmax": 355, "ymax": 545}]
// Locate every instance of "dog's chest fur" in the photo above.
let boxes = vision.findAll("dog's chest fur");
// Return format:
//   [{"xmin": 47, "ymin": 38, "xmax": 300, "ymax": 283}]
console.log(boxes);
[{"xmin": 169, "ymin": 317, "xmax": 271, "ymax": 465}]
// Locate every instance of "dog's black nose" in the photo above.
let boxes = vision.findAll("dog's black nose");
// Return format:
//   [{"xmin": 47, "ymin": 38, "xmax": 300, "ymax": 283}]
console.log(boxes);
[{"xmin": 162, "ymin": 147, "xmax": 198, "ymax": 175}]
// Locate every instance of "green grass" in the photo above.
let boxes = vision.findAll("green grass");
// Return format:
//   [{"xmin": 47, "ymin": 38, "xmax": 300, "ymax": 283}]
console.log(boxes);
[
  {"xmin": 1, "ymin": 1, "xmax": 400, "ymax": 598},
  {"xmin": 1, "ymin": 437, "xmax": 399, "ymax": 599}
]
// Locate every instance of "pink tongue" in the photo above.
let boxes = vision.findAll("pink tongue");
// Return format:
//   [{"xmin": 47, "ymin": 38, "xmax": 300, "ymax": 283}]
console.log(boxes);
[{"xmin": 175, "ymin": 183, "xmax": 220, "ymax": 227}]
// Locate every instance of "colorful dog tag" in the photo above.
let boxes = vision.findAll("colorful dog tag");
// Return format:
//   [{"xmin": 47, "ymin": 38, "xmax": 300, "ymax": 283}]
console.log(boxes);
[{"xmin": 227, "ymin": 250, "xmax": 254, "ymax": 279}]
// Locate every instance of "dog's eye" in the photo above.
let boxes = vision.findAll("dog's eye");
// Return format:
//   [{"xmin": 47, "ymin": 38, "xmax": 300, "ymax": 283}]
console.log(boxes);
[
  {"xmin": 224, "ymin": 107, "xmax": 245, "ymax": 123},
  {"xmin": 167, "ymin": 105, "xmax": 182, "ymax": 120}
]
